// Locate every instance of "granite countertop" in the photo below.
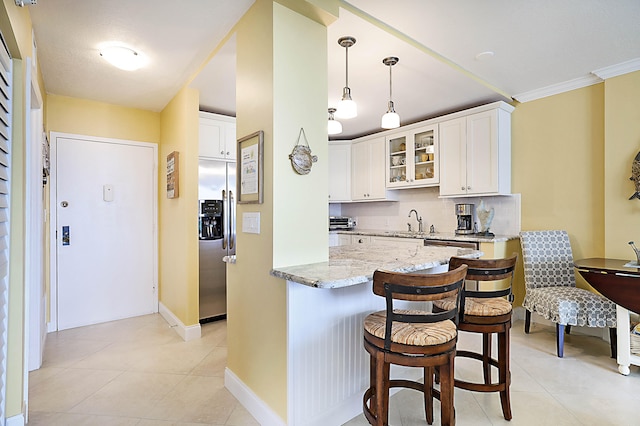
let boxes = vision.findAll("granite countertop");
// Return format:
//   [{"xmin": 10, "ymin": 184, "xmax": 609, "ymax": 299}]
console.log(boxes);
[
  {"xmin": 270, "ymin": 243, "xmax": 482, "ymax": 289},
  {"xmin": 333, "ymin": 229, "xmax": 518, "ymax": 244}
]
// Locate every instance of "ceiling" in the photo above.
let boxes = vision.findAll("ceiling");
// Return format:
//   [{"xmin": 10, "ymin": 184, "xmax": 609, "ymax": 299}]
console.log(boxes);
[{"xmin": 29, "ymin": 1, "xmax": 640, "ymax": 139}]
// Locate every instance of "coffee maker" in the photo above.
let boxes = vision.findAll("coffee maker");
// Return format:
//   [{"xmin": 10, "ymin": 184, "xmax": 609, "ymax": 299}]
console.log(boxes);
[{"xmin": 455, "ymin": 203, "xmax": 475, "ymax": 235}]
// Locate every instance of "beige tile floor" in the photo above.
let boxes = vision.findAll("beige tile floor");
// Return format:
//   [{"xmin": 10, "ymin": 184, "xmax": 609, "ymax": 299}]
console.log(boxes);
[
  {"xmin": 346, "ymin": 319, "xmax": 640, "ymax": 426},
  {"xmin": 28, "ymin": 314, "xmax": 258, "ymax": 426},
  {"xmin": 28, "ymin": 314, "xmax": 640, "ymax": 425}
]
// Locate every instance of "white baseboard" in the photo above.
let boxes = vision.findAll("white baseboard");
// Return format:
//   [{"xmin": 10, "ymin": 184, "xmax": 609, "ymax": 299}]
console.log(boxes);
[
  {"xmin": 513, "ymin": 306, "xmax": 611, "ymax": 341},
  {"xmin": 158, "ymin": 302, "xmax": 201, "ymax": 341},
  {"xmin": 225, "ymin": 368, "xmax": 286, "ymax": 426},
  {"xmin": 6, "ymin": 413, "xmax": 25, "ymax": 426}
]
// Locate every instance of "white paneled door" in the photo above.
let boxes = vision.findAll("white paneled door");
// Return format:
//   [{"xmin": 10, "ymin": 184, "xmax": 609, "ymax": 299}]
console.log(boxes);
[{"xmin": 55, "ymin": 135, "xmax": 157, "ymax": 330}]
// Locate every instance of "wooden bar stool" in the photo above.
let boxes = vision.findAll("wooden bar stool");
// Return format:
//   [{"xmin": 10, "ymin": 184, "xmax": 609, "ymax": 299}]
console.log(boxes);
[
  {"xmin": 363, "ymin": 265, "xmax": 467, "ymax": 426},
  {"xmin": 433, "ymin": 254, "xmax": 518, "ymax": 420}
]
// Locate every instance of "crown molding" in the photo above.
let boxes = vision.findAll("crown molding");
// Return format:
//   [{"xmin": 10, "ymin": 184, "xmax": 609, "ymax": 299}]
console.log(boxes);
[
  {"xmin": 592, "ymin": 58, "xmax": 640, "ymax": 80},
  {"xmin": 513, "ymin": 75, "xmax": 603, "ymax": 103},
  {"xmin": 514, "ymin": 58, "xmax": 640, "ymax": 103}
]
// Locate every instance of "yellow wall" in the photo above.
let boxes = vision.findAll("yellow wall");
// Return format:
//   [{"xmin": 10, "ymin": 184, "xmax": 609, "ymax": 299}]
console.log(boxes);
[
  {"xmin": 229, "ymin": 1, "xmax": 330, "ymax": 420},
  {"xmin": 513, "ymin": 72, "xmax": 640, "ymax": 291},
  {"xmin": 46, "ymin": 95, "xmax": 160, "ymax": 142},
  {"xmin": 512, "ymin": 84, "xmax": 606, "ymax": 290},
  {"xmin": 45, "ymin": 90, "xmax": 205, "ymax": 331},
  {"xmin": 7, "ymin": 57, "xmax": 25, "ymax": 420},
  {"xmin": 231, "ymin": 0, "xmax": 282, "ymax": 417},
  {"xmin": 603, "ymin": 71, "xmax": 640, "ymax": 259},
  {"xmin": 158, "ymin": 86, "xmax": 200, "ymax": 326},
  {"xmin": 480, "ymin": 240, "xmax": 524, "ymax": 306},
  {"xmin": 272, "ymin": 3, "xmax": 328, "ymax": 267}
]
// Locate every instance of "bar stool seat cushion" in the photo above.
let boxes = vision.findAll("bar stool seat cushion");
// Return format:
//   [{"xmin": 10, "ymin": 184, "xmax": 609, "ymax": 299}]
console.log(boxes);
[
  {"xmin": 364, "ymin": 309, "xmax": 457, "ymax": 346},
  {"xmin": 434, "ymin": 297, "xmax": 513, "ymax": 317}
]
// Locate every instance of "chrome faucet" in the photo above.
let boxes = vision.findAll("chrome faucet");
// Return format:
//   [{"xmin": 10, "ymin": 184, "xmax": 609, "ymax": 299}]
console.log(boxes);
[{"xmin": 408, "ymin": 209, "xmax": 424, "ymax": 233}]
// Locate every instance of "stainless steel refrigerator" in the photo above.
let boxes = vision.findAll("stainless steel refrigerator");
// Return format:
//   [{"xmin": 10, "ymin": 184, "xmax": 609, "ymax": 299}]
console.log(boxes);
[{"xmin": 198, "ymin": 159, "xmax": 236, "ymax": 322}]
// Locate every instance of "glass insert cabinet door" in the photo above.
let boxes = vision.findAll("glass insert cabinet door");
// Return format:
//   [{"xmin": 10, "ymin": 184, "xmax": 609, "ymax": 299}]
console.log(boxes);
[{"xmin": 387, "ymin": 125, "xmax": 438, "ymax": 188}]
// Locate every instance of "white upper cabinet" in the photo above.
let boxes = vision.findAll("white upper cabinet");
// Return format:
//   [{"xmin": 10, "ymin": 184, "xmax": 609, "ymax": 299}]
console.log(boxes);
[
  {"xmin": 439, "ymin": 103, "xmax": 513, "ymax": 197},
  {"xmin": 386, "ymin": 124, "xmax": 439, "ymax": 189},
  {"xmin": 351, "ymin": 137, "xmax": 398, "ymax": 202},
  {"xmin": 199, "ymin": 111, "xmax": 237, "ymax": 161},
  {"xmin": 328, "ymin": 142, "xmax": 351, "ymax": 203}
]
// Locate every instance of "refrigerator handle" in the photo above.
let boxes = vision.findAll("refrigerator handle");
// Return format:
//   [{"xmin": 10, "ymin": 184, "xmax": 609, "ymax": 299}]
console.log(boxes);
[
  {"xmin": 229, "ymin": 190, "xmax": 235, "ymax": 250},
  {"xmin": 222, "ymin": 189, "xmax": 227, "ymax": 250}
]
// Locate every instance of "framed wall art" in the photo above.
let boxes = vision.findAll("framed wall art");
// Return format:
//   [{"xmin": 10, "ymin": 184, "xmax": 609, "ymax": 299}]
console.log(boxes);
[
  {"xmin": 237, "ymin": 130, "xmax": 264, "ymax": 204},
  {"xmin": 166, "ymin": 151, "xmax": 179, "ymax": 198}
]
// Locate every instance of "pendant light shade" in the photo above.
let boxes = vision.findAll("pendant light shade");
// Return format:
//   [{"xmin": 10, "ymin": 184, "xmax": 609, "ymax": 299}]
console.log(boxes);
[
  {"xmin": 336, "ymin": 36, "xmax": 357, "ymax": 119},
  {"xmin": 328, "ymin": 108, "xmax": 343, "ymax": 135},
  {"xmin": 381, "ymin": 56, "xmax": 400, "ymax": 129}
]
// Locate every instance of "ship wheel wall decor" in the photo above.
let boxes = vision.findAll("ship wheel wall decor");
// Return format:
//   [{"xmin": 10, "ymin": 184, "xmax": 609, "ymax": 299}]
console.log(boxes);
[{"xmin": 289, "ymin": 128, "xmax": 317, "ymax": 175}]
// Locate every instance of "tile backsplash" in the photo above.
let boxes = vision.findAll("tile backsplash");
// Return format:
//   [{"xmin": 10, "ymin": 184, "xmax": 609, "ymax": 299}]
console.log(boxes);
[{"xmin": 330, "ymin": 187, "xmax": 521, "ymax": 236}]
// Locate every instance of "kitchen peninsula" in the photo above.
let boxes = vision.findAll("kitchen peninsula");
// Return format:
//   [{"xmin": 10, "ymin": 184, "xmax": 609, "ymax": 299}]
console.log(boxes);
[{"xmin": 271, "ymin": 243, "xmax": 481, "ymax": 426}]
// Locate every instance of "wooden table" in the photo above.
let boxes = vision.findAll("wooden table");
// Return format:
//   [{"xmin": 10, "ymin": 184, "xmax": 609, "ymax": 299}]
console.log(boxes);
[{"xmin": 575, "ymin": 258, "xmax": 640, "ymax": 375}]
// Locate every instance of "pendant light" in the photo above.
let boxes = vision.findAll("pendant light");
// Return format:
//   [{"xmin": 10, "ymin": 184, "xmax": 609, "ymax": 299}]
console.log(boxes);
[
  {"xmin": 381, "ymin": 56, "xmax": 400, "ymax": 129},
  {"xmin": 336, "ymin": 36, "xmax": 357, "ymax": 119},
  {"xmin": 327, "ymin": 108, "xmax": 343, "ymax": 135}
]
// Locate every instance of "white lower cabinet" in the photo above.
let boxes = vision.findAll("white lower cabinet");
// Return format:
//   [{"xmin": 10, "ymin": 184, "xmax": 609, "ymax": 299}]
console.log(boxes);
[
  {"xmin": 351, "ymin": 235, "xmax": 371, "ymax": 244},
  {"xmin": 328, "ymin": 234, "xmax": 353, "ymax": 246},
  {"xmin": 370, "ymin": 236, "xmax": 424, "ymax": 248},
  {"xmin": 338, "ymin": 234, "xmax": 352, "ymax": 246},
  {"xmin": 331, "ymin": 234, "xmax": 424, "ymax": 247}
]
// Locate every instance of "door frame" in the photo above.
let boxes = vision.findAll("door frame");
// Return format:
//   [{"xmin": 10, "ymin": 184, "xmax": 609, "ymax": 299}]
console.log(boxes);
[
  {"xmin": 48, "ymin": 132, "xmax": 158, "ymax": 331},
  {"xmin": 25, "ymin": 57, "xmax": 44, "ymax": 373}
]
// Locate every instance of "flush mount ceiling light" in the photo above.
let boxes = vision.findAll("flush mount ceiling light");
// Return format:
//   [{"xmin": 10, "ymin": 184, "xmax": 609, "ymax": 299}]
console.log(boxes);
[
  {"xmin": 475, "ymin": 51, "xmax": 495, "ymax": 61},
  {"xmin": 335, "ymin": 36, "xmax": 357, "ymax": 119},
  {"xmin": 327, "ymin": 108, "xmax": 343, "ymax": 135},
  {"xmin": 99, "ymin": 45, "xmax": 146, "ymax": 71},
  {"xmin": 381, "ymin": 56, "xmax": 400, "ymax": 129}
]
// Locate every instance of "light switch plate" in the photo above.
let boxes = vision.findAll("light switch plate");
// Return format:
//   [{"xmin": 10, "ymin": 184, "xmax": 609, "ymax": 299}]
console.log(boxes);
[{"xmin": 242, "ymin": 212, "xmax": 260, "ymax": 234}]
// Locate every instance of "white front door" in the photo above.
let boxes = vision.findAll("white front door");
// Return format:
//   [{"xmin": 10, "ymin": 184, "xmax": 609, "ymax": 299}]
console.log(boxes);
[{"xmin": 54, "ymin": 135, "xmax": 157, "ymax": 330}]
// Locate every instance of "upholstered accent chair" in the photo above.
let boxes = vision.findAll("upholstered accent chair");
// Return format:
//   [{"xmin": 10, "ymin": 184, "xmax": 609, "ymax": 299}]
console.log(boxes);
[
  {"xmin": 519, "ymin": 230, "xmax": 617, "ymax": 358},
  {"xmin": 362, "ymin": 266, "xmax": 467, "ymax": 426}
]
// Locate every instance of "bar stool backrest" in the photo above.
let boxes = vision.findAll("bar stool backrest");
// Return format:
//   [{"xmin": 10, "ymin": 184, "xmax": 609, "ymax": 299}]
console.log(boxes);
[
  {"xmin": 372, "ymin": 265, "xmax": 467, "ymax": 351},
  {"xmin": 448, "ymin": 254, "xmax": 518, "ymax": 299}
]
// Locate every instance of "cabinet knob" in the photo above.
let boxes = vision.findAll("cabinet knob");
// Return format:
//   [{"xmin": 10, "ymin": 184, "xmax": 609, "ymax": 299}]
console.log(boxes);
[
  {"xmin": 221, "ymin": 150, "xmax": 224, "ymax": 154},
  {"xmin": 467, "ymin": 186, "xmax": 471, "ymax": 190},
  {"xmin": 461, "ymin": 186, "xmax": 465, "ymax": 190},
  {"xmin": 226, "ymin": 152, "xmax": 230, "ymax": 155}
]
